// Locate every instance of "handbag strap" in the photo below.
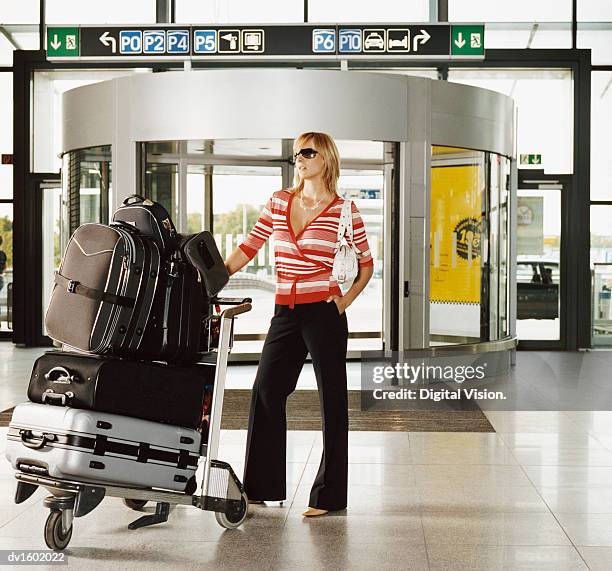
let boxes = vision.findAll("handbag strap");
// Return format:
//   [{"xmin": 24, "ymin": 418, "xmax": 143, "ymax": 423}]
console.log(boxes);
[
  {"xmin": 334, "ymin": 199, "xmax": 347, "ymax": 252},
  {"xmin": 336, "ymin": 199, "xmax": 360, "ymax": 254}
]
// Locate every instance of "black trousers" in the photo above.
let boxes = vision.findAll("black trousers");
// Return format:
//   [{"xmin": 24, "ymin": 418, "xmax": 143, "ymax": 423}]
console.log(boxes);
[{"xmin": 243, "ymin": 301, "xmax": 349, "ymax": 511}]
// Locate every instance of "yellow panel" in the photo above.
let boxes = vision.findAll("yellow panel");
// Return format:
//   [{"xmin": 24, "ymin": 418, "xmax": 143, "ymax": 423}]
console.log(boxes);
[
  {"xmin": 432, "ymin": 145, "xmax": 473, "ymax": 155},
  {"xmin": 430, "ymin": 164, "xmax": 483, "ymax": 304}
]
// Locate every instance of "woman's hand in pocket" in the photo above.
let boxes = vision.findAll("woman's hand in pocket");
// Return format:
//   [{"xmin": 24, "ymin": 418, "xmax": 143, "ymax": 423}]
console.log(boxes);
[{"xmin": 326, "ymin": 295, "xmax": 347, "ymax": 315}]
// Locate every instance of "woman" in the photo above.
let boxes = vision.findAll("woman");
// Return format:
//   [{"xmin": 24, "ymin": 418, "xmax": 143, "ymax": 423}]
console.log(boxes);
[{"xmin": 224, "ymin": 132, "xmax": 373, "ymax": 517}]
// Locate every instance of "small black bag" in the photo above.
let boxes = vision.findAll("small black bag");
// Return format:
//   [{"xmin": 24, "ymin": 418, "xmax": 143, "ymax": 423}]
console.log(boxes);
[
  {"xmin": 137, "ymin": 256, "xmax": 206, "ymax": 363},
  {"xmin": 180, "ymin": 231, "xmax": 229, "ymax": 297},
  {"xmin": 112, "ymin": 195, "xmax": 178, "ymax": 256},
  {"xmin": 27, "ymin": 351, "xmax": 215, "ymax": 429}
]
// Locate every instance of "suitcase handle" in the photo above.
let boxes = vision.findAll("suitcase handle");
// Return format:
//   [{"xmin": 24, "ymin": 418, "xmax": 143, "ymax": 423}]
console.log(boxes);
[
  {"xmin": 19, "ymin": 430, "xmax": 56, "ymax": 450},
  {"xmin": 122, "ymin": 194, "xmax": 154, "ymax": 206},
  {"xmin": 41, "ymin": 390, "xmax": 74, "ymax": 406},
  {"xmin": 44, "ymin": 367, "xmax": 75, "ymax": 385}
]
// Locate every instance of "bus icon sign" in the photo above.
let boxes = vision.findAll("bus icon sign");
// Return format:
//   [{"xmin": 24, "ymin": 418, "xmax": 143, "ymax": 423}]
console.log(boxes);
[
  {"xmin": 312, "ymin": 29, "xmax": 335, "ymax": 53},
  {"xmin": 339, "ymin": 29, "xmax": 361, "ymax": 53}
]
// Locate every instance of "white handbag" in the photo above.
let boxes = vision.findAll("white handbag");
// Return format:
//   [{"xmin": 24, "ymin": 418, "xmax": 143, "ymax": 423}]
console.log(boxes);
[{"xmin": 332, "ymin": 199, "xmax": 359, "ymax": 285}]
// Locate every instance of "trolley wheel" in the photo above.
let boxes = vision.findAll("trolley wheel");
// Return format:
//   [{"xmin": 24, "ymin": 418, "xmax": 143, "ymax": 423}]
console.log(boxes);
[
  {"xmin": 44, "ymin": 510, "xmax": 72, "ymax": 551},
  {"xmin": 215, "ymin": 492, "xmax": 248, "ymax": 529},
  {"xmin": 123, "ymin": 498, "xmax": 148, "ymax": 511}
]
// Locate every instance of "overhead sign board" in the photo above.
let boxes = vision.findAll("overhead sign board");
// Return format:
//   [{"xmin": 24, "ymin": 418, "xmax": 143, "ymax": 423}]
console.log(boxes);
[{"xmin": 47, "ymin": 23, "xmax": 485, "ymax": 61}]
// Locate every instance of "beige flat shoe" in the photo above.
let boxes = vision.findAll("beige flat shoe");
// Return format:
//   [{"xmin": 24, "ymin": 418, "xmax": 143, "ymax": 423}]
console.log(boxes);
[{"xmin": 302, "ymin": 507, "xmax": 328, "ymax": 517}]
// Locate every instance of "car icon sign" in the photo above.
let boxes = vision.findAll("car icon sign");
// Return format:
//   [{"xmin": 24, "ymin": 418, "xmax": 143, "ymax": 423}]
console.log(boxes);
[{"xmin": 364, "ymin": 33, "xmax": 384, "ymax": 50}]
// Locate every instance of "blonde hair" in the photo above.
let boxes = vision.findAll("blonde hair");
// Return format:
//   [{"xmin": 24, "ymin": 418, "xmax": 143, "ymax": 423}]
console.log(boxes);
[{"xmin": 292, "ymin": 132, "xmax": 340, "ymax": 196}]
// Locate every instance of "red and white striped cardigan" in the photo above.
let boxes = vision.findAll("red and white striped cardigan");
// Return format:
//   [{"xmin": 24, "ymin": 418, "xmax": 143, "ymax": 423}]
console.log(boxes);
[{"xmin": 238, "ymin": 189, "xmax": 374, "ymax": 308}]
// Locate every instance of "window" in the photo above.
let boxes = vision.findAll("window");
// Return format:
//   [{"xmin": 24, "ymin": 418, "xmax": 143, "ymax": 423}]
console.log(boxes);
[
  {"xmin": 449, "ymin": 0, "xmax": 572, "ymax": 22},
  {"xmin": 484, "ymin": 24, "xmax": 571, "ymax": 49},
  {"xmin": 578, "ymin": 26, "xmax": 612, "ymax": 66},
  {"xmin": 46, "ymin": 0, "xmax": 156, "ymax": 24},
  {"xmin": 175, "ymin": 0, "xmax": 304, "ymax": 24},
  {"xmin": 591, "ymin": 206, "xmax": 612, "ymax": 348},
  {"xmin": 308, "ymin": 0, "xmax": 429, "ymax": 23},
  {"xmin": 0, "ymin": 2, "xmax": 39, "ymax": 24},
  {"xmin": 591, "ymin": 72, "xmax": 612, "ymax": 200},
  {"xmin": 578, "ymin": 0, "xmax": 612, "ymax": 21},
  {"xmin": 0, "ymin": 203, "xmax": 13, "ymax": 332},
  {"xmin": 449, "ymin": 69, "xmax": 574, "ymax": 175},
  {"xmin": 0, "ymin": 74, "xmax": 12, "ymax": 199}
]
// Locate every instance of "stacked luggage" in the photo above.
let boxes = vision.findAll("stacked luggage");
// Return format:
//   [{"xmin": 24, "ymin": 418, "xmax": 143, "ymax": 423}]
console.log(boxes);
[{"xmin": 6, "ymin": 195, "xmax": 230, "ymax": 493}]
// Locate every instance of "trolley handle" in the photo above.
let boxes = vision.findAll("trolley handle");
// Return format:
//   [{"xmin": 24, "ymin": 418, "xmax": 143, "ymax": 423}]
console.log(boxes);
[
  {"xmin": 211, "ymin": 297, "xmax": 252, "ymax": 306},
  {"xmin": 220, "ymin": 302, "xmax": 252, "ymax": 319}
]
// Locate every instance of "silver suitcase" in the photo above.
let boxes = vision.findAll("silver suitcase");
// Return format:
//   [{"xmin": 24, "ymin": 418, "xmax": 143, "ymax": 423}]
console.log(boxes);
[{"xmin": 6, "ymin": 403, "xmax": 200, "ymax": 492}]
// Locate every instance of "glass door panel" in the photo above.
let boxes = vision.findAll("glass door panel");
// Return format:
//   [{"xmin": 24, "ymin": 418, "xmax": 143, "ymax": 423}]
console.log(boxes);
[
  {"xmin": 338, "ymin": 170, "xmax": 384, "ymax": 351},
  {"xmin": 211, "ymin": 164, "xmax": 283, "ymax": 354},
  {"xmin": 0, "ymin": 203, "xmax": 13, "ymax": 332},
  {"xmin": 42, "ymin": 182, "xmax": 62, "ymax": 336},
  {"xmin": 516, "ymin": 188, "xmax": 561, "ymax": 341},
  {"xmin": 430, "ymin": 146, "xmax": 486, "ymax": 344},
  {"xmin": 145, "ymin": 163, "xmax": 178, "ymax": 224}
]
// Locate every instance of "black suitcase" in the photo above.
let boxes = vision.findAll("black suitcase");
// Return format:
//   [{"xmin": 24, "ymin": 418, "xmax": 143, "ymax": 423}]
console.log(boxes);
[
  {"xmin": 27, "ymin": 351, "xmax": 215, "ymax": 429},
  {"xmin": 112, "ymin": 195, "xmax": 178, "ymax": 256},
  {"xmin": 137, "ymin": 256, "xmax": 205, "ymax": 363},
  {"xmin": 45, "ymin": 223, "xmax": 161, "ymax": 356},
  {"xmin": 180, "ymin": 231, "xmax": 229, "ymax": 297}
]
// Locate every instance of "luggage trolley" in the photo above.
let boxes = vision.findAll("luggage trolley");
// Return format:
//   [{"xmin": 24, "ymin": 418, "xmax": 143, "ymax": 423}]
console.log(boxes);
[{"xmin": 10, "ymin": 297, "xmax": 251, "ymax": 551}]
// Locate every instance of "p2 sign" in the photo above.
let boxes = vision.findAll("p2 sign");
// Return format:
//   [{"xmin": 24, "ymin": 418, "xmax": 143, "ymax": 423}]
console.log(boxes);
[
  {"xmin": 143, "ymin": 30, "xmax": 165, "ymax": 54},
  {"xmin": 312, "ymin": 29, "xmax": 335, "ymax": 53}
]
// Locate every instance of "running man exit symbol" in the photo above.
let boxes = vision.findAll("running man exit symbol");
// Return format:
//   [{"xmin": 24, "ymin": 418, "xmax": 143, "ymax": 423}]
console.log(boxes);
[
  {"xmin": 46, "ymin": 27, "xmax": 80, "ymax": 57},
  {"xmin": 451, "ymin": 25, "xmax": 485, "ymax": 56}
]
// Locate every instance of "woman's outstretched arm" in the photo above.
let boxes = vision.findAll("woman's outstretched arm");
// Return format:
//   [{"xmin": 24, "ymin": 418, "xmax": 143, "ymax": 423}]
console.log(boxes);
[{"xmin": 224, "ymin": 247, "xmax": 250, "ymax": 276}]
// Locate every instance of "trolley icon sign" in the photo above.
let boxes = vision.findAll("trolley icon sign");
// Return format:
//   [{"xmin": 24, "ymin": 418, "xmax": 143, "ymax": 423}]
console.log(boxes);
[{"xmin": 312, "ymin": 29, "xmax": 336, "ymax": 53}]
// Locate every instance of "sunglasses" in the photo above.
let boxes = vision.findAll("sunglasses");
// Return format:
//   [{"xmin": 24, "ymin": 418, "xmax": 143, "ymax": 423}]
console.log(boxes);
[{"xmin": 293, "ymin": 148, "xmax": 318, "ymax": 160}]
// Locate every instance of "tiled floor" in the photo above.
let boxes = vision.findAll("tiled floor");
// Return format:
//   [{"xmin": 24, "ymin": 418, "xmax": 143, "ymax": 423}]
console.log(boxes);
[{"xmin": 2, "ymin": 346, "xmax": 612, "ymax": 569}]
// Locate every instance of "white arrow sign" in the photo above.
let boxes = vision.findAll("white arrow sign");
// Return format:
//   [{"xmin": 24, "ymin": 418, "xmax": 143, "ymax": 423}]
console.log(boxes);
[
  {"xmin": 50, "ymin": 34, "xmax": 61, "ymax": 50},
  {"xmin": 454, "ymin": 32, "xmax": 466, "ymax": 48},
  {"xmin": 99, "ymin": 31, "xmax": 117, "ymax": 53},
  {"xmin": 412, "ymin": 29, "xmax": 431, "ymax": 52}
]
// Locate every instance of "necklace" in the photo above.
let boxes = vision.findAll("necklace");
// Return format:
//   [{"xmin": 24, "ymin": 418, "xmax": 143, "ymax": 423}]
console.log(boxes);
[{"xmin": 299, "ymin": 194, "xmax": 324, "ymax": 211}]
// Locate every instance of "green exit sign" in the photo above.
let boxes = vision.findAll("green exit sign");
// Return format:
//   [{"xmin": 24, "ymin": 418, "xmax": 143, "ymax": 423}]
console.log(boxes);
[
  {"xmin": 451, "ymin": 25, "xmax": 484, "ymax": 56},
  {"xmin": 47, "ymin": 27, "xmax": 80, "ymax": 57},
  {"xmin": 520, "ymin": 154, "xmax": 542, "ymax": 165}
]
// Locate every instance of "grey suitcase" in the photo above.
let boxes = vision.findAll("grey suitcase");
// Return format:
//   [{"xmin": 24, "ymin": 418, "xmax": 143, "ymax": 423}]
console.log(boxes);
[
  {"xmin": 6, "ymin": 403, "xmax": 200, "ymax": 492},
  {"xmin": 44, "ymin": 223, "xmax": 161, "ymax": 356}
]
